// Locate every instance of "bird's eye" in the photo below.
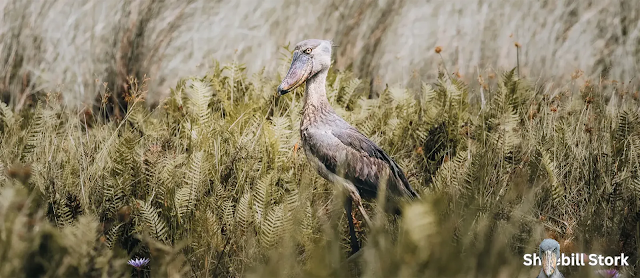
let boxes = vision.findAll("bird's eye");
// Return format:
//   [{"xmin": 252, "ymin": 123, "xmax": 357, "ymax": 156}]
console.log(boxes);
[{"xmin": 304, "ymin": 48, "xmax": 312, "ymax": 54}]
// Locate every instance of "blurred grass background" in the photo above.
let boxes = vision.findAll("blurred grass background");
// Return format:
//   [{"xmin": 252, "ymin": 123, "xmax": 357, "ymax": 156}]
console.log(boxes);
[
  {"xmin": 0, "ymin": 0, "xmax": 639, "ymax": 277},
  {"xmin": 1, "ymin": 0, "xmax": 639, "ymax": 108}
]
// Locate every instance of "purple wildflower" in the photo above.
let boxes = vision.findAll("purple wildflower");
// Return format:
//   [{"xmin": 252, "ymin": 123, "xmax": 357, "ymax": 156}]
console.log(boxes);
[
  {"xmin": 596, "ymin": 269, "xmax": 620, "ymax": 278},
  {"xmin": 127, "ymin": 257, "xmax": 150, "ymax": 269}
]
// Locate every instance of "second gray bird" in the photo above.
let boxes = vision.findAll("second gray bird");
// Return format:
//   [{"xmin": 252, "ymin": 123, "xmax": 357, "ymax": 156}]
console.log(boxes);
[{"xmin": 537, "ymin": 238, "xmax": 564, "ymax": 278}]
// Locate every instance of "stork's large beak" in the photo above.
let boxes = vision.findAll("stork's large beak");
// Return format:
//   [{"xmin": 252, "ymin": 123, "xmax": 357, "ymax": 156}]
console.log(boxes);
[
  {"xmin": 277, "ymin": 51, "xmax": 312, "ymax": 96},
  {"xmin": 542, "ymin": 250, "xmax": 557, "ymax": 276}
]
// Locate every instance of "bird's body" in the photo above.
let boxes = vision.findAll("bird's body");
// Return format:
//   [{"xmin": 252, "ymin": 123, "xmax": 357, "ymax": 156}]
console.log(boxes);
[
  {"xmin": 277, "ymin": 39, "xmax": 418, "ymax": 254},
  {"xmin": 300, "ymin": 97, "xmax": 417, "ymax": 205}
]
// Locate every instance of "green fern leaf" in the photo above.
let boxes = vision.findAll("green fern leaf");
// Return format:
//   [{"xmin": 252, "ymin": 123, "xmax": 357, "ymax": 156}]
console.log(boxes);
[
  {"xmin": 253, "ymin": 173, "xmax": 274, "ymax": 225},
  {"xmin": 176, "ymin": 151, "xmax": 205, "ymax": 221},
  {"xmin": 223, "ymin": 199, "xmax": 235, "ymax": 229},
  {"xmin": 137, "ymin": 199, "xmax": 169, "ymax": 243},
  {"xmin": 339, "ymin": 78, "xmax": 361, "ymax": 109},
  {"xmin": 185, "ymin": 79, "xmax": 214, "ymax": 129},
  {"xmin": 630, "ymin": 176, "xmax": 640, "ymax": 198},
  {"xmin": 104, "ymin": 223, "xmax": 124, "ymax": 249},
  {"xmin": 541, "ymin": 150, "xmax": 564, "ymax": 204},
  {"xmin": 110, "ymin": 132, "xmax": 138, "ymax": 178},
  {"xmin": 260, "ymin": 204, "xmax": 285, "ymax": 249},
  {"xmin": 0, "ymin": 101, "xmax": 14, "ymax": 128},
  {"xmin": 55, "ymin": 197, "xmax": 74, "ymax": 227},
  {"xmin": 20, "ymin": 104, "xmax": 45, "ymax": 161},
  {"xmin": 236, "ymin": 190, "xmax": 252, "ymax": 233}
]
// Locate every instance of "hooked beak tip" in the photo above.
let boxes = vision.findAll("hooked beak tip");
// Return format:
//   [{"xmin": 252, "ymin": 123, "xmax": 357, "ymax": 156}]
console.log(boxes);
[{"xmin": 277, "ymin": 85, "xmax": 288, "ymax": 96}]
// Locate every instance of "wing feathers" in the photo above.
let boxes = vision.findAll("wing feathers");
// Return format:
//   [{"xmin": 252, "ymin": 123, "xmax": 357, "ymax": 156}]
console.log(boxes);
[{"xmin": 330, "ymin": 127, "xmax": 418, "ymax": 200}]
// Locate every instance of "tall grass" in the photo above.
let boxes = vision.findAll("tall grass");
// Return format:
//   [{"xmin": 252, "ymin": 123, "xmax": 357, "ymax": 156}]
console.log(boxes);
[
  {"xmin": 0, "ymin": 58, "xmax": 639, "ymax": 277},
  {"xmin": 1, "ymin": 0, "xmax": 639, "ymax": 106},
  {"xmin": 1, "ymin": 1, "xmax": 639, "ymax": 277}
]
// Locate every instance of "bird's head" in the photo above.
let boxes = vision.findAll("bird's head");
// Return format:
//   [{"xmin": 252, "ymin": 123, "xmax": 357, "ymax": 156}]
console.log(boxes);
[
  {"xmin": 539, "ymin": 238, "xmax": 561, "ymax": 276},
  {"xmin": 277, "ymin": 39, "xmax": 333, "ymax": 96}
]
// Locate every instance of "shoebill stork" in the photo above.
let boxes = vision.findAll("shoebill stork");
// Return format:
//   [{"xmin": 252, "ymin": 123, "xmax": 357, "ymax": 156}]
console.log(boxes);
[
  {"xmin": 537, "ymin": 239, "xmax": 564, "ymax": 278},
  {"xmin": 276, "ymin": 39, "xmax": 419, "ymax": 254}
]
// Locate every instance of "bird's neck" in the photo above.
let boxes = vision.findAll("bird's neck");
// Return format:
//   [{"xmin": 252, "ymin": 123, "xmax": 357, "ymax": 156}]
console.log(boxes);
[{"xmin": 303, "ymin": 69, "xmax": 332, "ymax": 112}]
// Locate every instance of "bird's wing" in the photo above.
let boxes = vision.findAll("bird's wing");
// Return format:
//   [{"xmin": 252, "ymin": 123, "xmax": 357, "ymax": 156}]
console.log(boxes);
[
  {"xmin": 329, "ymin": 126, "xmax": 419, "ymax": 200},
  {"xmin": 304, "ymin": 128, "xmax": 377, "ymax": 199}
]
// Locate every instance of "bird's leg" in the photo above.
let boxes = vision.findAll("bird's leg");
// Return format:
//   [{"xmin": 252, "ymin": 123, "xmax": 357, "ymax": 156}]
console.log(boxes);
[
  {"xmin": 350, "ymin": 191, "xmax": 371, "ymax": 226},
  {"xmin": 344, "ymin": 196, "xmax": 360, "ymax": 255}
]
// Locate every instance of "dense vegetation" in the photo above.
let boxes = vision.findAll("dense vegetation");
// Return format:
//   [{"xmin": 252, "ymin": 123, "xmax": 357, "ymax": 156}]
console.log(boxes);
[{"xmin": 0, "ymin": 58, "xmax": 639, "ymax": 278}]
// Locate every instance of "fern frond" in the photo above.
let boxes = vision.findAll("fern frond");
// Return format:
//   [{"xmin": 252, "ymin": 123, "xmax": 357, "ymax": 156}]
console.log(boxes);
[
  {"xmin": 267, "ymin": 116, "xmax": 294, "ymax": 164},
  {"xmin": 260, "ymin": 204, "xmax": 284, "ymax": 249},
  {"xmin": 300, "ymin": 201, "xmax": 314, "ymax": 240},
  {"xmin": 223, "ymin": 199, "xmax": 235, "ymax": 229},
  {"xmin": 338, "ymin": 78, "xmax": 361, "ymax": 110},
  {"xmin": 20, "ymin": 104, "xmax": 45, "ymax": 161},
  {"xmin": 110, "ymin": 132, "xmax": 138, "ymax": 178},
  {"xmin": 54, "ymin": 196, "xmax": 75, "ymax": 227},
  {"xmin": 0, "ymin": 101, "xmax": 14, "ymax": 129},
  {"xmin": 429, "ymin": 151, "xmax": 469, "ymax": 198},
  {"xmin": 176, "ymin": 151, "xmax": 205, "ymax": 221},
  {"xmin": 615, "ymin": 109, "xmax": 639, "ymax": 144},
  {"xmin": 487, "ymin": 106, "xmax": 521, "ymax": 155},
  {"xmin": 630, "ymin": 176, "xmax": 640, "ymax": 198},
  {"xmin": 154, "ymin": 155, "xmax": 177, "ymax": 208},
  {"xmin": 540, "ymin": 150, "xmax": 564, "ymax": 204},
  {"xmin": 253, "ymin": 172, "xmax": 274, "ymax": 225},
  {"xmin": 327, "ymin": 71, "xmax": 343, "ymax": 103},
  {"xmin": 138, "ymin": 199, "xmax": 169, "ymax": 243},
  {"xmin": 388, "ymin": 85, "xmax": 411, "ymax": 106},
  {"xmin": 104, "ymin": 223, "xmax": 124, "ymax": 249},
  {"xmin": 236, "ymin": 190, "xmax": 252, "ymax": 233},
  {"xmin": 185, "ymin": 79, "xmax": 214, "ymax": 128}
]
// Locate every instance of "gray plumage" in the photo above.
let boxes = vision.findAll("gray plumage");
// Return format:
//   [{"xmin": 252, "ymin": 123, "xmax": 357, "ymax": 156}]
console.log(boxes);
[
  {"xmin": 537, "ymin": 269, "xmax": 565, "ymax": 278},
  {"xmin": 300, "ymin": 105, "xmax": 418, "ymax": 202},
  {"xmin": 278, "ymin": 39, "xmax": 418, "ymax": 205},
  {"xmin": 277, "ymin": 39, "xmax": 419, "ymax": 254},
  {"xmin": 537, "ymin": 239, "xmax": 564, "ymax": 278}
]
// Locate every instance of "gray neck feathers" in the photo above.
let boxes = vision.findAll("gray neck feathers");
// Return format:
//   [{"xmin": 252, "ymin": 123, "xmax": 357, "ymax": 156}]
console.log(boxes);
[
  {"xmin": 304, "ymin": 69, "xmax": 331, "ymax": 112},
  {"xmin": 301, "ymin": 69, "xmax": 335, "ymax": 129}
]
